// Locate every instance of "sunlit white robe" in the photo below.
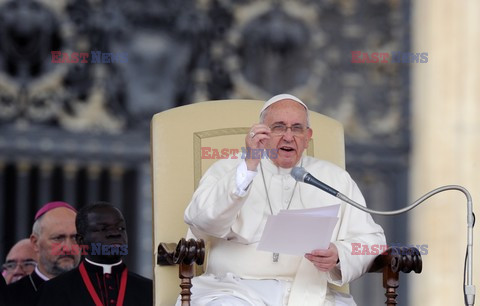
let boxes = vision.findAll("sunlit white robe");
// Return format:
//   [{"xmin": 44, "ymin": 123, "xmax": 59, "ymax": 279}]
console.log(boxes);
[{"xmin": 183, "ymin": 156, "xmax": 386, "ymax": 305}]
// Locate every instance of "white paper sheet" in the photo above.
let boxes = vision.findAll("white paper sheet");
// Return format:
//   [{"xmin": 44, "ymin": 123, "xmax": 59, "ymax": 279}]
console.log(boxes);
[
  {"xmin": 278, "ymin": 203, "xmax": 341, "ymax": 216},
  {"xmin": 257, "ymin": 204, "xmax": 340, "ymax": 256}
]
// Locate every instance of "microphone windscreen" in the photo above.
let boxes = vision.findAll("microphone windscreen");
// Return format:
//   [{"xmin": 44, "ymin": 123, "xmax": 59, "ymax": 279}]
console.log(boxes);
[{"xmin": 291, "ymin": 167, "xmax": 308, "ymax": 181}]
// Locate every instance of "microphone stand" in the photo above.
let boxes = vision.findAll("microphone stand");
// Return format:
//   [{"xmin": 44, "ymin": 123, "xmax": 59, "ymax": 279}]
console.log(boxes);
[{"xmin": 334, "ymin": 185, "xmax": 475, "ymax": 306}]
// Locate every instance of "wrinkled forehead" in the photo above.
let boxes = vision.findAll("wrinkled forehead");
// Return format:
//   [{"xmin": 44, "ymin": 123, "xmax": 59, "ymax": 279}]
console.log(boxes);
[
  {"xmin": 6, "ymin": 244, "xmax": 35, "ymax": 260},
  {"xmin": 6, "ymin": 254, "xmax": 35, "ymax": 261},
  {"xmin": 41, "ymin": 219, "xmax": 77, "ymax": 236},
  {"xmin": 40, "ymin": 209, "xmax": 77, "ymax": 235},
  {"xmin": 261, "ymin": 99, "xmax": 310, "ymax": 128}
]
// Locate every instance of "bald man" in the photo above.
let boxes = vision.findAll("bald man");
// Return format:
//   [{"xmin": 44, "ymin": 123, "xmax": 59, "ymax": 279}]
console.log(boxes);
[
  {"xmin": 2, "ymin": 238, "xmax": 37, "ymax": 284},
  {"xmin": 6, "ymin": 201, "xmax": 80, "ymax": 306}
]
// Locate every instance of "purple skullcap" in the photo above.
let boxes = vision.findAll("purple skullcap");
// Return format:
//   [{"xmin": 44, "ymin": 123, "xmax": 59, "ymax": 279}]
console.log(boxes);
[{"xmin": 34, "ymin": 201, "xmax": 77, "ymax": 221}]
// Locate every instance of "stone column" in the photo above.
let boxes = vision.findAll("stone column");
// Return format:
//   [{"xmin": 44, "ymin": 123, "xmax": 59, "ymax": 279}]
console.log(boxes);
[{"xmin": 411, "ymin": 0, "xmax": 480, "ymax": 304}]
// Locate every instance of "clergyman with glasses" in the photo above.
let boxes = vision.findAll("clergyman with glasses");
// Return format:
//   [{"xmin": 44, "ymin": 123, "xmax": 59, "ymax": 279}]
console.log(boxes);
[
  {"xmin": 2, "ymin": 239, "xmax": 37, "ymax": 284},
  {"xmin": 182, "ymin": 94, "xmax": 386, "ymax": 305},
  {"xmin": 6, "ymin": 201, "xmax": 80, "ymax": 306}
]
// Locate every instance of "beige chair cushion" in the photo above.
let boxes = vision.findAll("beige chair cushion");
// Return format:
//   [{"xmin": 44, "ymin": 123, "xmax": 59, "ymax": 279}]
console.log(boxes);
[{"xmin": 151, "ymin": 100, "xmax": 346, "ymax": 305}]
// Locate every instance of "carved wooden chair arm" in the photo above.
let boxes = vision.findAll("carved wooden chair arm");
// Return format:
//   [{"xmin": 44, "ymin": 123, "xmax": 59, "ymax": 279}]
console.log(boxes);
[
  {"xmin": 367, "ymin": 246, "xmax": 423, "ymax": 306},
  {"xmin": 157, "ymin": 239, "xmax": 205, "ymax": 306},
  {"xmin": 157, "ymin": 243, "xmax": 421, "ymax": 306}
]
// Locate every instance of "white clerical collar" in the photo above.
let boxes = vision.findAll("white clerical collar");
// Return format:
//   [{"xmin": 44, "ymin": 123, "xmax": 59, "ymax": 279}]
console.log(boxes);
[
  {"xmin": 35, "ymin": 266, "xmax": 50, "ymax": 281},
  {"xmin": 85, "ymin": 258, "xmax": 123, "ymax": 274}
]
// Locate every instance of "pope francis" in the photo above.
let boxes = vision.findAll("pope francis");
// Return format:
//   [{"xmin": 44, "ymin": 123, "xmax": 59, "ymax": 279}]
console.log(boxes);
[{"xmin": 182, "ymin": 94, "xmax": 386, "ymax": 306}]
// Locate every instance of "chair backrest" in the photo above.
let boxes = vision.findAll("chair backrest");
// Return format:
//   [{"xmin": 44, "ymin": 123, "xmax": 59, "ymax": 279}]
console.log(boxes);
[{"xmin": 151, "ymin": 99, "xmax": 345, "ymax": 305}]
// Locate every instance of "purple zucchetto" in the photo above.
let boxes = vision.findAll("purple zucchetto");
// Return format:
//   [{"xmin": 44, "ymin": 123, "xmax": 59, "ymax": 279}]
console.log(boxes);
[{"xmin": 34, "ymin": 201, "xmax": 77, "ymax": 221}]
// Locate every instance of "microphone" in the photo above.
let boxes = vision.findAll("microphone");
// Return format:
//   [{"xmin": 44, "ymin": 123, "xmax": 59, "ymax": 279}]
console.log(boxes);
[
  {"xmin": 291, "ymin": 166, "xmax": 476, "ymax": 306},
  {"xmin": 291, "ymin": 167, "xmax": 339, "ymax": 197}
]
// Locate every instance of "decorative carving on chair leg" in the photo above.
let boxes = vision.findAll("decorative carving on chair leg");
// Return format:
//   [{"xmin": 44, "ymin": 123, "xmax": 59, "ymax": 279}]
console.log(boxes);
[
  {"xmin": 384, "ymin": 268, "xmax": 399, "ymax": 306},
  {"xmin": 385, "ymin": 288, "xmax": 398, "ymax": 306},
  {"xmin": 179, "ymin": 263, "xmax": 194, "ymax": 306},
  {"xmin": 157, "ymin": 238, "xmax": 205, "ymax": 306},
  {"xmin": 368, "ymin": 246, "xmax": 422, "ymax": 305}
]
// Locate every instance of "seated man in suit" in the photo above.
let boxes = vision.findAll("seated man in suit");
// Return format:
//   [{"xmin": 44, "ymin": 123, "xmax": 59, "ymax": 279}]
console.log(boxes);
[
  {"xmin": 183, "ymin": 94, "xmax": 386, "ymax": 305},
  {"xmin": 37, "ymin": 201, "xmax": 152, "ymax": 306}
]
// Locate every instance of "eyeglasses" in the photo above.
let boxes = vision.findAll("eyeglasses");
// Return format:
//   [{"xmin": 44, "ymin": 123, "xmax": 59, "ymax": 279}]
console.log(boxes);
[
  {"xmin": 270, "ymin": 123, "xmax": 307, "ymax": 136},
  {"xmin": 2, "ymin": 260, "xmax": 37, "ymax": 272}
]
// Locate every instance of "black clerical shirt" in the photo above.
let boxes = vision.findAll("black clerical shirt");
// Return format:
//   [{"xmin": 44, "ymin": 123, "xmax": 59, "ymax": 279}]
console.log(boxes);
[
  {"xmin": 5, "ymin": 268, "xmax": 47, "ymax": 306},
  {"xmin": 37, "ymin": 259, "xmax": 152, "ymax": 306}
]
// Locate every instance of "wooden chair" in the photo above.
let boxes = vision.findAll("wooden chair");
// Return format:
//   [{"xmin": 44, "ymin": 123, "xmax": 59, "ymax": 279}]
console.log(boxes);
[{"xmin": 151, "ymin": 100, "xmax": 422, "ymax": 306}]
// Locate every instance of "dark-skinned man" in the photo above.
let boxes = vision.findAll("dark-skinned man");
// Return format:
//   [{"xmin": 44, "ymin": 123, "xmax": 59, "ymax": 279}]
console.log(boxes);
[{"xmin": 37, "ymin": 202, "xmax": 152, "ymax": 306}]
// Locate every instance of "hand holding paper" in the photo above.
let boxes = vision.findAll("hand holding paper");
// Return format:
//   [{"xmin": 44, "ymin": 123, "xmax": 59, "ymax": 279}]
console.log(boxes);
[{"xmin": 305, "ymin": 243, "xmax": 339, "ymax": 272}]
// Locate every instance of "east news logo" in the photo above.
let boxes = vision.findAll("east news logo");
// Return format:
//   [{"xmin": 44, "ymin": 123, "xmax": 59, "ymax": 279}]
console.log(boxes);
[
  {"xmin": 51, "ymin": 51, "xmax": 128, "ymax": 63},
  {"xmin": 351, "ymin": 51, "xmax": 428, "ymax": 64},
  {"xmin": 51, "ymin": 243, "xmax": 128, "ymax": 255}
]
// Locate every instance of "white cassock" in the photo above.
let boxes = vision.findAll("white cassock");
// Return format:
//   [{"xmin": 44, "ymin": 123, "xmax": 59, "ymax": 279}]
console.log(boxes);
[{"xmin": 181, "ymin": 156, "xmax": 386, "ymax": 306}]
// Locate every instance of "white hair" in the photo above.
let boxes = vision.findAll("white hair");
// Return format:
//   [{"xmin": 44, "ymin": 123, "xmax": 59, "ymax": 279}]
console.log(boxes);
[{"xmin": 31, "ymin": 217, "xmax": 43, "ymax": 236}]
